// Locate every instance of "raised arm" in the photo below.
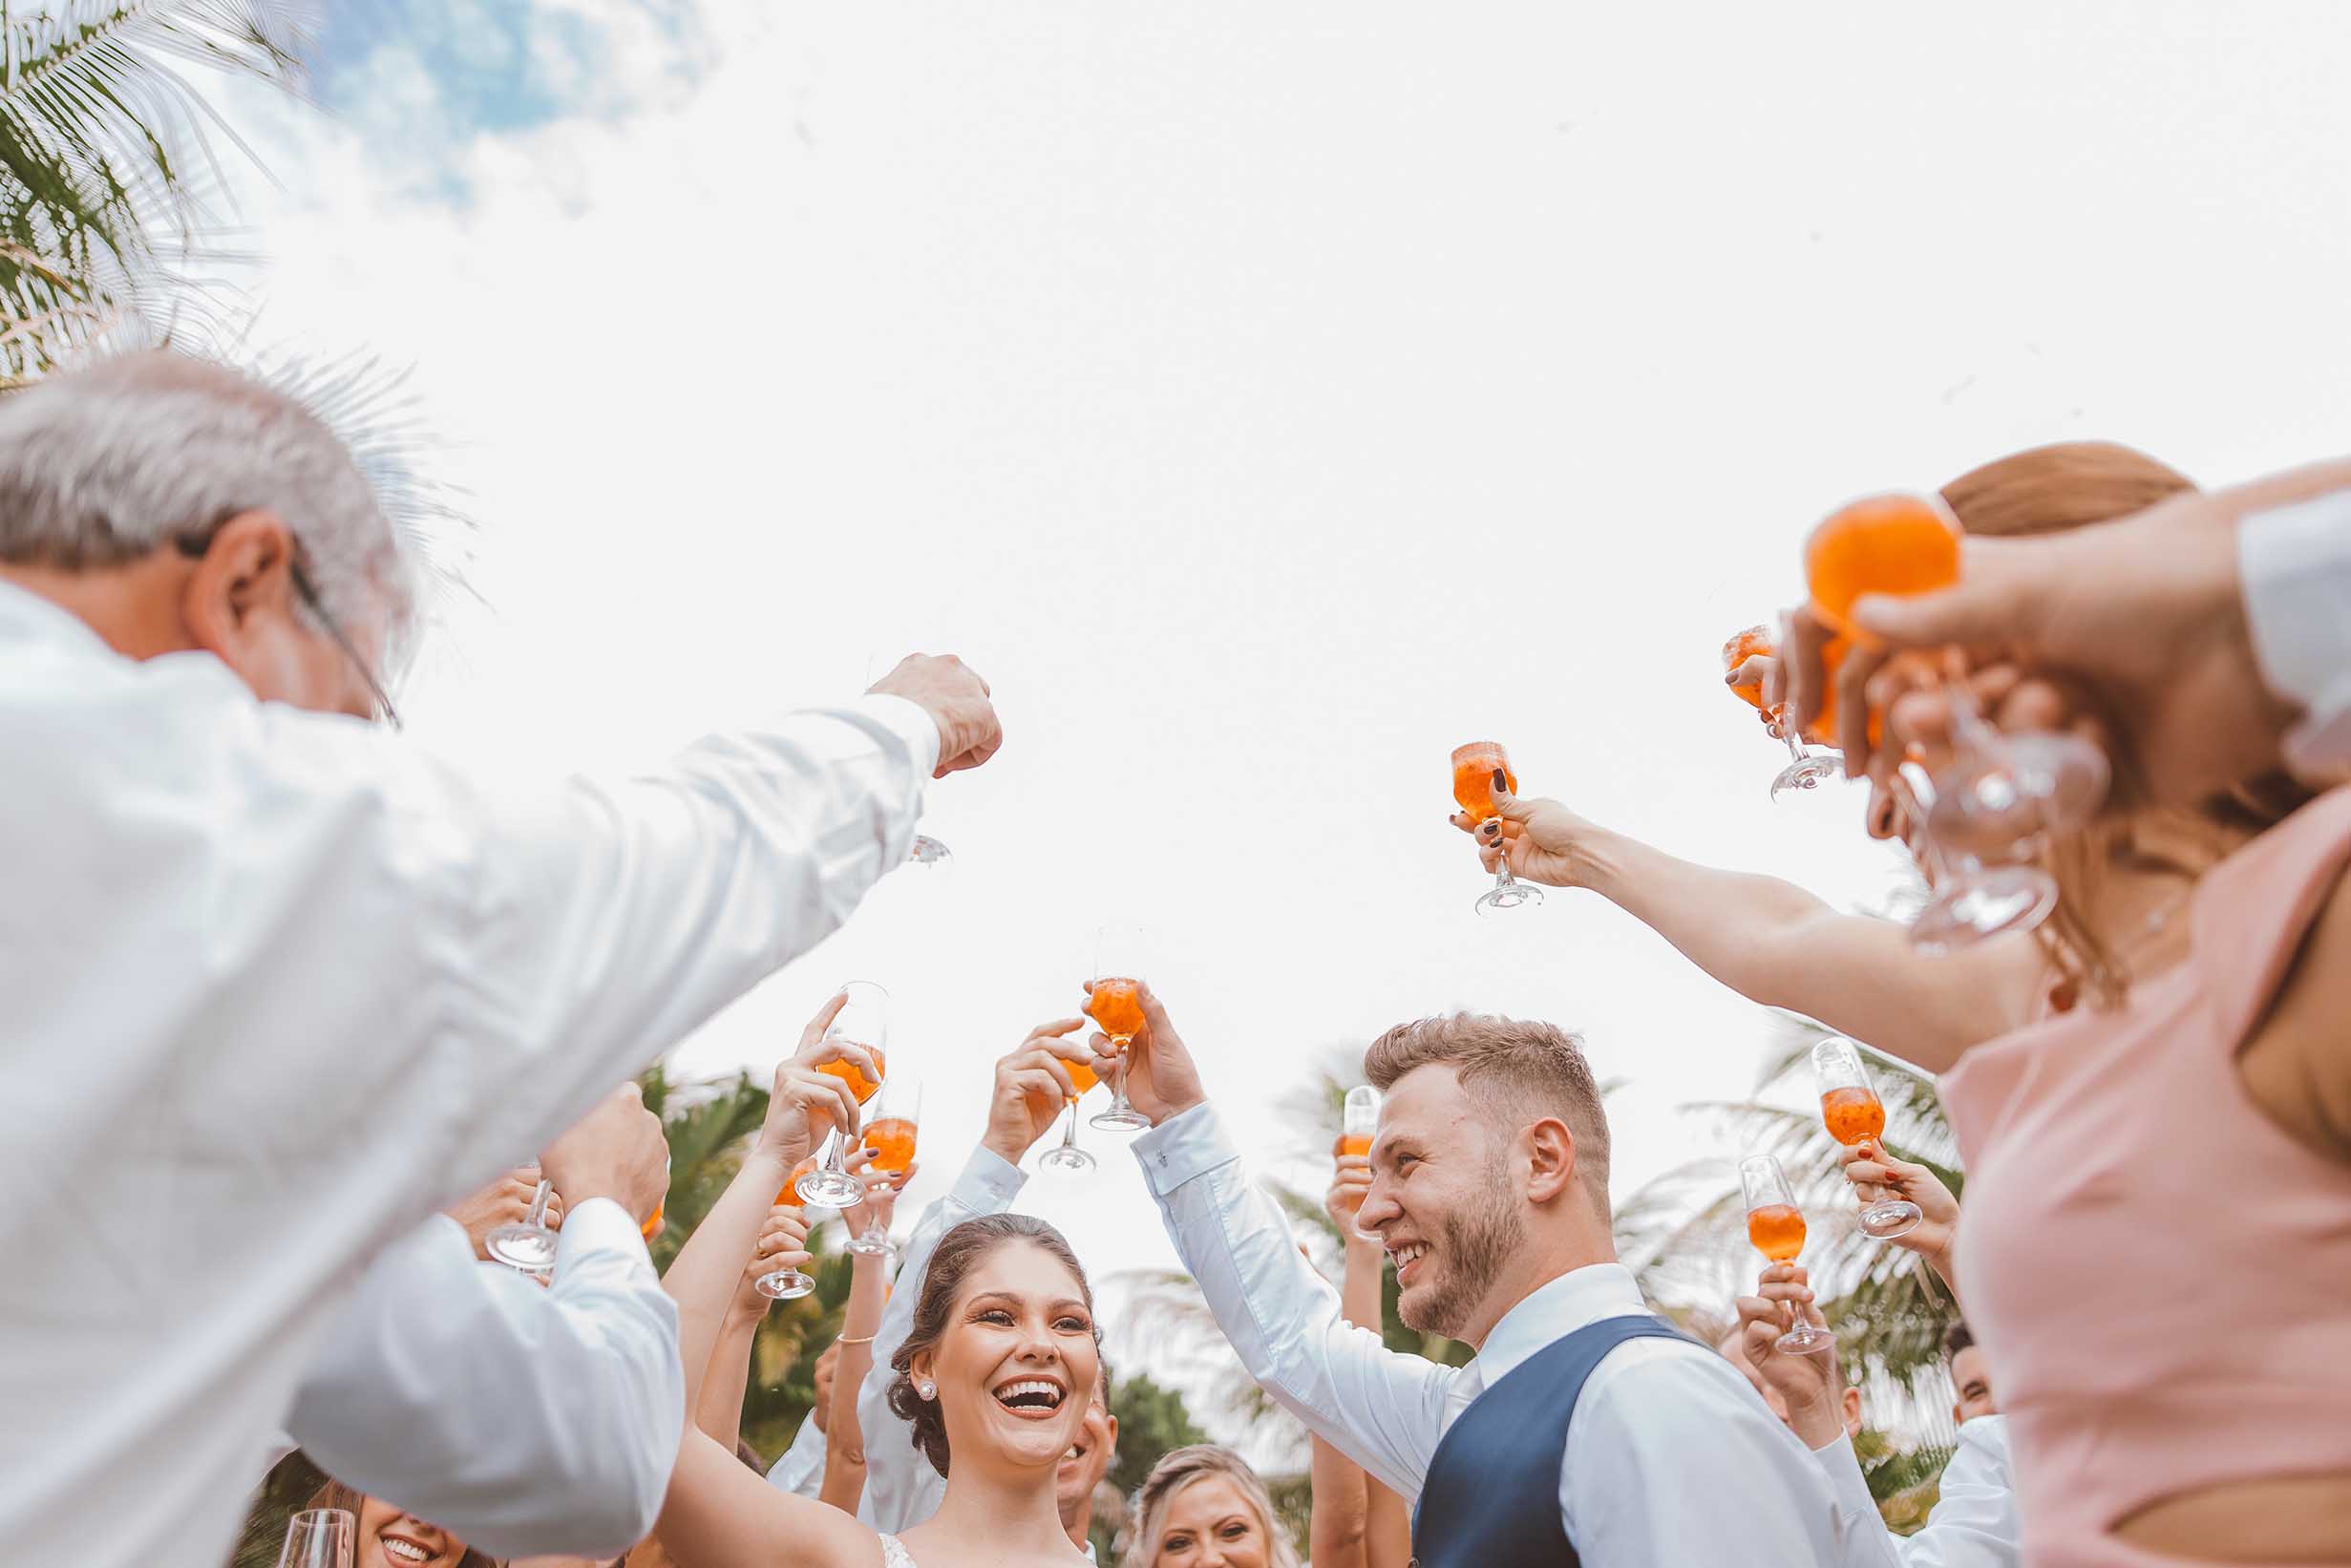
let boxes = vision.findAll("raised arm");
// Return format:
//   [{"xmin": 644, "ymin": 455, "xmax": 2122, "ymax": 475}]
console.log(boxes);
[
  {"xmin": 1462, "ymin": 794, "xmax": 2042, "ymax": 1072},
  {"xmin": 284, "ymin": 1089, "xmax": 680, "ymax": 1560},
  {"xmin": 1110, "ymin": 987, "xmax": 1453, "ymax": 1499},
  {"xmin": 820, "ymin": 1159, "xmax": 908, "ymax": 1515},
  {"xmin": 1310, "ymin": 1147, "xmax": 1412, "ymax": 1568},
  {"xmin": 653, "ymin": 1055, "xmax": 880, "ymax": 1568},
  {"xmin": 697, "ymin": 1204, "xmax": 813, "ymax": 1451}
]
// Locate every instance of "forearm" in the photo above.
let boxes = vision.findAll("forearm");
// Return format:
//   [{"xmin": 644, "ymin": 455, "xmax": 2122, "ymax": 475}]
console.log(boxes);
[
  {"xmin": 1340, "ymin": 1239, "xmax": 1384, "ymax": 1332},
  {"xmin": 669, "ymin": 1147, "xmax": 793, "ymax": 1415},
  {"xmin": 698, "ymin": 1308, "xmax": 763, "ymax": 1448},
  {"xmin": 1577, "ymin": 826, "xmax": 2024, "ymax": 1070},
  {"xmin": 819, "ymin": 1253, "xmax": 888, "ymax": 1513},
  {"xmin": 1364, "ymin": 1479, "xmax": 1412, "ymax": 1568},
  {"xmin": 1308, "ymin": 1436, "xmax": 1368, "ymax": 1568}
]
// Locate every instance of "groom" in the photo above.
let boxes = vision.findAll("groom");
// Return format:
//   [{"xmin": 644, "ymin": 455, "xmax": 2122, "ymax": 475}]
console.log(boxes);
[{"xmin": 1103, "ymin": 992, "xmax": 1873, "ymax": 1566}]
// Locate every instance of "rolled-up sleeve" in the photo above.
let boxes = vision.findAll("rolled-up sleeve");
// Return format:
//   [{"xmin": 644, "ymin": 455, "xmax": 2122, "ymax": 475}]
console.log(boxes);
[{"xmin": 283, "ymin": 1202, "xmax": 682, "ymax": 1558}]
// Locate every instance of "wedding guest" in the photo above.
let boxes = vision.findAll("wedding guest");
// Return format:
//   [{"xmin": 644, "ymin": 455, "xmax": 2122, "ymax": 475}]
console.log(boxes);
[
  {"xmin": 0, "ymin": 351, "xmax": 1003, "ymax": 1568},
  {"xmin": 305, "ymin": 1480, "xmax": 495, "ymax": 1568},
  {"xmin": 1123, "ymin": 1445, "xmax": 1297, "ymax": 1568}
]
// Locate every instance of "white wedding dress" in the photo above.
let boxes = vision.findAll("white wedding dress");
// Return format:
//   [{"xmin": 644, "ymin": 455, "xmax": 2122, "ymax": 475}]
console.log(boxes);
[{"xmin": 878, "ymin": 1533, "xmax": 918, "ymax": 1568}]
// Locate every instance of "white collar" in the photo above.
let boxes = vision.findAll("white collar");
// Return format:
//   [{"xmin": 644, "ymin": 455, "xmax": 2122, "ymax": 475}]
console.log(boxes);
[{"xmin": 1472, "ymin": 1262, "xmax": 1648, "ymax": 1389}]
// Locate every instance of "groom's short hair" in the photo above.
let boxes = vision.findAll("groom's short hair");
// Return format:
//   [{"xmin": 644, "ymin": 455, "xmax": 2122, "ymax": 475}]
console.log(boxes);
[{"xmin": 1364, "ymin": 1013, "xmax": 1611, "ymax": 1218}]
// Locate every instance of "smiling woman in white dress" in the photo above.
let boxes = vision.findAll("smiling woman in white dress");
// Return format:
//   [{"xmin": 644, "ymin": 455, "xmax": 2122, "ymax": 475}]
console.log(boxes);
[{"xmin": 655, "ymin": 1059, "xmax": 1098, "ymax": 1568}]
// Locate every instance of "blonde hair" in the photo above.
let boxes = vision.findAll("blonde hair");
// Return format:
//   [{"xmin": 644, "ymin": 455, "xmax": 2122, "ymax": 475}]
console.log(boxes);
[
  {"xmin": 1123, "ymin": 1446, "xmax": 1300, "ymax": 1568},
  {"xmin": 1936, "ymin": 441, "xmax": 2314, "ymax": 1006}
]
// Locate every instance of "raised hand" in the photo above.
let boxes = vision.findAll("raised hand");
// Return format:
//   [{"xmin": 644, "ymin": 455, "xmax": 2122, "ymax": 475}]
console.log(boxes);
[
  {"xmin": 731, "ymin": 1207, "xmax": 814, "ymax": 1317},
  {"xmin": 867, "ymin": 652, "xmax": 1004, "ymax": 777},
  {"xmin": 442, "ymin": 1165, "xmax": 564, "ymax": 1261},
  {"xmin": 839, "ymin": 1146, "xmax": 913, "ymax": 1242},
  {"xmin": 1451, "ymin": 790, "xmax": 1596, "ymax": 888},
  {"xmin": 1086, "ymin": 980, "xmax": 1204, "ymax": 1127},
  {"xmin": 1836, "ymin": 1142, "xmax": 1960, "ymax": 1267},
  {"xmin": 757, "ymin": 1058, "xmax": 863, "ymax": 1170},
  {"xmin": 1324, "ymin": 1141, "xmax": 1374, "ymax": 1238},
  {"xmin": 541, "ymin": 1083, "xmax": 669, "ymax": 1228},
  {"xmin": 982, "ymin": 1019, "xmax": 1091, "ymax": 1164},
  {"xmin": 1734, "ymin": 1264, "xmax": 1851, "ymax": 1449}
]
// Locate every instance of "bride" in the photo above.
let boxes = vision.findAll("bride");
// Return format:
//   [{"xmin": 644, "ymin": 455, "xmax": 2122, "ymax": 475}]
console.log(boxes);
[{"xmin": 654, "ymin": 1042, "xmax": 1099, "ymax": 1568}]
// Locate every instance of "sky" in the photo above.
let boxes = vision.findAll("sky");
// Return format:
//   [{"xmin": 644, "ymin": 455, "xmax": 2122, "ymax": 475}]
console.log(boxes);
[{"xmin": 202, "ymin": 0, "xmax": 2351, "ymax": 1451}]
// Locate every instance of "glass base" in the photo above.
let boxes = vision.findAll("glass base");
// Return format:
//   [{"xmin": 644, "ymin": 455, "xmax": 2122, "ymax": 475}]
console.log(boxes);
[
  {"xmin": 485, "ymin": 1222, "xmax": 559, "ymax": 1271},
  {"xmin": 1769, "ymin": 752, "xmax": 1843, "ymax": 803},
  {"xmin": 1911, "ymin": 863, "xmax": 2058, "ymax": 954},
  {"xmin": 847, "ymin": 1231, "xmax": 891, "ymax": 1256},
  {"xmin": 1860, "ymin": 1198, "xmax": 1923, "ymax": 1240},
  {"xmin": 1473, "ymin": 879, "xmax": 1543, "ymax": 916},
  {"xmin": 2005, "ymin": 732, "xmax": 2110, "ymax": 835},
  {"xmin": 1775, "ymin": 1321, "xmax": 1835, "ymax": 1356},
  {"xmin": 754, "ymin": 1268, "xmax": 814, "ymax": 1301},
  {"xmin": 1932, "ymin": 754, "xmax": 2042, "ymax": 848},
  {"xmin": 1038, "ymin": 1143, "xmax": 1096, "ymax": 1176},
  {"xmin": 907, "ymin": 835, "xmax": 953, "ymax": 868},
  {"xmin": 795, "ymin": 1167, "xmax": 865, "ymax": 1208},
  {"xmin": 1090, "ymin": 1104, "xmax": 1152, "ymax": 1133}
]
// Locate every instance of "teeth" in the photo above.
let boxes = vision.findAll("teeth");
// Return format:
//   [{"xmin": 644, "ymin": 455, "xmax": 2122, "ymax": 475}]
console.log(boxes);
[
  {"xmin": 994, "ymin": 1378, "xmax": 1065, "ymax": 1409},
  {"xmin": 383, "ymin": 1543, "xmax": 428, "ymax": 1564}
]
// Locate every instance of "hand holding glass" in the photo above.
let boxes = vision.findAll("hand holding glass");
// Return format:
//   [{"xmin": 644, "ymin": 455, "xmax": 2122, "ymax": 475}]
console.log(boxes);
[
  {"xmin": 796, "ymin": 982, "xmax": 889, "ymax": 1208},
  {"xmin": 1740, "ymin": 1155, "xmax": 1834, "ymax": 1355}
]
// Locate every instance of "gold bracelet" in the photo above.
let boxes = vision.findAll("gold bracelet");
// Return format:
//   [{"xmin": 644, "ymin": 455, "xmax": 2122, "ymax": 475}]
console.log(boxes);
[{"xmin": 836, "ymin": 1331, "xmax": 879, "ymax": 1346}]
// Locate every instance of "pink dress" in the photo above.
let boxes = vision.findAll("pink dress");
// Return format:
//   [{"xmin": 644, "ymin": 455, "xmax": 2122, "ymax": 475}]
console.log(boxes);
[{"xmin": 1940, "ymin": 784, "xmax": 2351, "ymax": 1567}]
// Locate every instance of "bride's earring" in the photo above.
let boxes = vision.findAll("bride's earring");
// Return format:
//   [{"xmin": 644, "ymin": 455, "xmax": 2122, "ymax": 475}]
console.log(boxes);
[{"xmin": 918, "ymin": 1379, "xmax": 936, "ymax": 1400}]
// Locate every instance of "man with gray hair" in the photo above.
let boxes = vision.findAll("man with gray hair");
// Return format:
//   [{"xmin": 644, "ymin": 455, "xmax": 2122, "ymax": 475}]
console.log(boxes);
[
  {"xmin": 1107, "ymin": 992, "xmax": 1879, "ymax": 1567},
  {"xmin": 0, "ymin": 351, "xmax": 1003, "ymax": 1568}
]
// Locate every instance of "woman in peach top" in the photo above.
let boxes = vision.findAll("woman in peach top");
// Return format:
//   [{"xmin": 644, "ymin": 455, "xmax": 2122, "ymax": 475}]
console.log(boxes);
[{"xmin": 1467, "ymin": 442, "xmax": 2349, "ymax": 1564}]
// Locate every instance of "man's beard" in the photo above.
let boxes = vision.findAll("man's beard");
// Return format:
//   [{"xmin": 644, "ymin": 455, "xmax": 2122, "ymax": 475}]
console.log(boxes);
[{"xmin": 1400, "ymin": 1158, "xmax": 1527, "ymax": 1340}]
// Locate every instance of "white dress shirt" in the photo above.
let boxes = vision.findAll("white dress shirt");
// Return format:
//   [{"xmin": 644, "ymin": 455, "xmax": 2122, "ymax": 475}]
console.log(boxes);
[
  {"xmin": 1812, "ymin": 1414, "xmax": 2019, "ymax": 1568},
  {"xmin": 0, "ymin": 582, "xmax": 937, "ymax": 1568},
  {"xmin": 1132, "ymin": 1103, "xmax": 1875, "ymax": 1567},
  {"xmin": 769, "ymin": 1144, "xmax": 1028, "ymax": 1528},
  {"xmin": 2241, "ymin": 491, "xmax": 2351, "ymax": 773},
  {"xmin": 272, "ymin": 1199, "xmax": 681, "ymax": 1558}
]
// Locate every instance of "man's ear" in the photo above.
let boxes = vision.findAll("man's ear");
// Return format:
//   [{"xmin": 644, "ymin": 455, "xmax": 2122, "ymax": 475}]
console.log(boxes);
[
  {"xmin": 1524, "ymin": 1116, "xmax": 1578, "ymax": 1204},
  {"xmin": 180, "ymin": 509, "xmax": 298, "ymax": 656}
]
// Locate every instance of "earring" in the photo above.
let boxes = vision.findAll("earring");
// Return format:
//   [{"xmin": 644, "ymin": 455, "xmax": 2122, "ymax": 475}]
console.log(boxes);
[{"xmin": 917, "ymin": 1380, "xmax": 936, "ymax": 1401}]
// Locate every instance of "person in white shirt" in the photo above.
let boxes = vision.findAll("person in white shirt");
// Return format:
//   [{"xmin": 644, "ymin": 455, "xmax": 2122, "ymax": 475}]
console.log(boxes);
[
  {"xmin": 1091, "ymin": 985, "xmax": 1874, "ymax": 1568},
  {"xmin": 1779, "ymin": 453, "xmax": 2351, "ymax": 797},
  {"xmin": 272, "ymin": 1085, "xmax": 680, "ymax": 1561},
  {"xmin": 0, "ymin": 351, "xmax": 1002, "ymax": 1568},
  {"xmin": 759, "ymin": 1020, "xmax": 1119, "ymax": 1560},
  {"xmin": 1736, "ymin": 1270, "xmax": 2019, "ymax": 1568}
]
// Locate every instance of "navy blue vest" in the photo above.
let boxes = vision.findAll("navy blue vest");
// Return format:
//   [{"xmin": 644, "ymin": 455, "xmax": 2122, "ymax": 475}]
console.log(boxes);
[{"xmin": 1408, "ymin": 1314, "xmax": 1692, "ymax": 1568}]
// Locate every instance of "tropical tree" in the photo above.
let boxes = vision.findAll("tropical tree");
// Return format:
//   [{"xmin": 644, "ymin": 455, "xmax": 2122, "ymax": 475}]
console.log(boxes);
[{"xmin": 1, "ymin": 0, "xmax": 316, "ymax": 384}]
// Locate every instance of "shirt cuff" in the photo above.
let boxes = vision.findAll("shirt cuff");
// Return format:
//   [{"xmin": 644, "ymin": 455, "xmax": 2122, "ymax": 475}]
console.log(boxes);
[
  {"xmin": 555, "ymin": 1197, "xmax": 652, "ymax": 1272},
  {"xmin": 2240, "ymin": 492, "xmax": 2351, "ymax": 771},
  {"xmin": 857, "ymin": 693, "xmax": 944, "ymax": 784},
  {"xmin": 1808, "ymin": 1430, "xmax": 1883, "ymax": 1530},
  {"xmin": 948, "ymin": 1144, "xmax": 1027, "ymax": 1215},
  {"xmin": 1129, "ymin": 1102, "xmax": 1238, "ymax": 1199}
]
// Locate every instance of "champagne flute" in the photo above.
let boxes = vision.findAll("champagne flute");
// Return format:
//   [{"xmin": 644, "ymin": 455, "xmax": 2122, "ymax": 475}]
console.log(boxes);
[
  {"xmin": 276, "ymin": 1509, "xmax": 354, "ymax": 1568},
  {"xmin": 1451, "ymin": 741, "xmax": 1542, "ymax": 916},
  {"xmin": 850, "ymin": 1076, "xmax": 921, "ymax": 1255},
  {"xmin": 1739, "ymin": 1155, "xmax": 1834, "ymax": 1355},
  {"xmin": 1811, "ymin": 1037, "xmax": 1923, "ymax": 1240},
  {"xmin": 753, "ymin": 1156, "xmax": 818, "ymax": 1300},
  {"xmin": 1087, "ymin": 922, "xmax": 1154, "ymax": 1133},
  {"xmin": 1342, "ymin": 1085, "xmax": 1381, "ymax": 1240},
  {"xmin": 1037, "ymin": 1048, "xmax": 1101, "ymax": 1176},
  {"xmin": 796, "ymin": 982, "xmax": 889, "ymax": 1208},
  {"xmin": 1722, "ymin": 625, "xmax": 1843, "ymax": 801},
  {"xmin": 485, "ymin": 1178, "xmax": 559, "ymax": 1274}
]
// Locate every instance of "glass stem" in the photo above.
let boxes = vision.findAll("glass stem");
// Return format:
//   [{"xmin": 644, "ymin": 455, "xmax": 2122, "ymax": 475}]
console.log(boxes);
[
  {"xmin": 1770, "ymin": 704, "xmax": 1809, "ymax": 762},
  {"xmin": 1111, "ymin": 1036, "xmax": 1135, "ymax": 1110},
  {"xmin": 1058, "ymin": 1099, "xmax": 1082, "ymax": 1152},
  {"xmin": 524, "ymin": 1179, "xmax": 552, "ymax": 1228}
]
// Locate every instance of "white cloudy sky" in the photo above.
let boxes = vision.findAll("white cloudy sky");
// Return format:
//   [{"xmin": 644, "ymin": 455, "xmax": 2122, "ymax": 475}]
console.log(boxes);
[{"xmin": 206, "ymin": 0, "xmax": 2351, "ymax": 1436}]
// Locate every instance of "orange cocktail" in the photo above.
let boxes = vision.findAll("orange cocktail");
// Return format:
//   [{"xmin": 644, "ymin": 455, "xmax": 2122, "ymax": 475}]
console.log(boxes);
[
  {"xmin": 1086, "ymin": 980, "xmax": 1145, "ymax": 1046},
  {"xmin": 819, "ymin": 1047, "xmax": 886, "ymax": 1105},
  {"xmin": 865, "ymin": 1116, "xmax": 919, "ymax": 1175},
  {"xmin": 1451, "ymin": 741, "xmax": 1515, "ymax": 821},
  {"xmin": 1820, "ymin": 1086, "xmax": 1887, "ymax": 1148},
  {"xmin": 1721, "ymin": 625, "xmax": 1773, "ymax": 710},
  {"xmin": 1805, "ymin": 493, "xmax": 1961, "ymax": 636},
  {"xmin": 1747, "ymin": 1203, "xmax": 1808, "ymax": 1263}
]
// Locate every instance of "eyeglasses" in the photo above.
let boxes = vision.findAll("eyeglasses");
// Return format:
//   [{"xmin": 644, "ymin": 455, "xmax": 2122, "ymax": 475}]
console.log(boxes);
[{"xmin": 176, "ymin": 520, "xmax": 402, "ymax": 731}]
